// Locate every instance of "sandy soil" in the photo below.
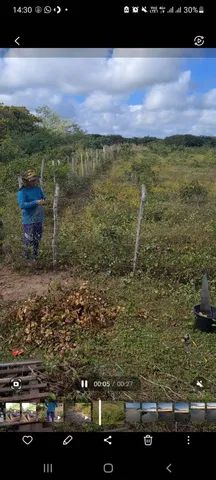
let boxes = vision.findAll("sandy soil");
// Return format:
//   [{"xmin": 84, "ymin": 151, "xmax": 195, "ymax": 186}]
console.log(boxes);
[{"xmin": 0, "ymin": 266, "xmax": 76, "ymax": 302}]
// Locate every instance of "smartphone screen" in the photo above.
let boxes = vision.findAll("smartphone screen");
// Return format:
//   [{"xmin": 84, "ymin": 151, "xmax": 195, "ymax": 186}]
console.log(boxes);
[{"xmin": 0, "ymin": 2, "xmax": 215, "ymax": 478}]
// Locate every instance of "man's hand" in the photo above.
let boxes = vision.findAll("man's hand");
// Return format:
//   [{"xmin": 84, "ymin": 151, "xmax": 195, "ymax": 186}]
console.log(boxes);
[{"xmin": 37, "ymin": 199, "xmax": 46, "ymax": 206}]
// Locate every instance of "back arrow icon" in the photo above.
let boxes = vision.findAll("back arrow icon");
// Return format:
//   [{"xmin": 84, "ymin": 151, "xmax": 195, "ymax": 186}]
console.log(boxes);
[
  {"xmin": 166, "ymin": 464, "xmax": 172, "ymax": 473},
  {"xmin": 15, "ymin": 37, "xmax": 20, "ymax": 46}
]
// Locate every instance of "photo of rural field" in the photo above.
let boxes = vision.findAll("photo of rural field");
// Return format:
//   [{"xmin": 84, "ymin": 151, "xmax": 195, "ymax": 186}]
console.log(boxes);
[{"xmin": 1, "ymin": 48, "xmax": 216, "ymax": 432}]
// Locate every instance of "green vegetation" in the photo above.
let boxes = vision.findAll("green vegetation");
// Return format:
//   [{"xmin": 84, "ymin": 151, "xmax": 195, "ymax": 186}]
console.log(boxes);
[
  {"xmin": 93, "ymin": 401, "xmax": 125, "ymax": 426},
  {"xmin": 22, "ymin": 403, "xmax": 36, "ymax": 413},
  {"xmin": 164, "ymin": 134, "xmax": 216, "ymax": 148},
  {"xmin": 6, "ymin": 403, "xmax": 20, "ymax": 412},
  {"xmin": 74, "ymin": 403, "xmax": 91, "ymax": 416},
  {"xmin": 180, "ymin": 180, "xmax": 208, "ymax": 204},
  {"xmin": 1, "ymin": 104, "xmax": 216, "ymax": 413},
  {"xmin": 37, "ymin": 403, "xmax": 46, "ymax": 422}
]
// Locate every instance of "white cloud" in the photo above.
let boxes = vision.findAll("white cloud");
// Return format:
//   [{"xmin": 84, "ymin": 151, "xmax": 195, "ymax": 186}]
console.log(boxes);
[
  {"xmin": 0, "ymin": 49, "xmax": 216, "ymax": 137},
  {"xmin": 0, "ymin": 48, "xmax": 181, "ymax": 97},
  {"xmin": 102, "ymin": 55, "xmax": 180, "ymax": 93},
  {"xmin": 129, "ymin": 105, "xmax": 142, "ymax": 112},
  {"xmin": 0, "ymin": 88, "xmax": 63, "ymax": 108},
  {"xmin": 198, "ymin": 109, "xmax": 216, "ymax": 126},
  {"xmin": 76, "ymin": 92, "xmax": 216, "ymax": 138},
  {"xmin": 144, "ymin": 71, "xmax": 191, "ymax": 110},
  {"xmin": 203, "ymin": 88, "xmax": 216, "ymax": 108},
  {"xmin": 83, "ymin": 92, "xmax": 123, "ymax": 112}
]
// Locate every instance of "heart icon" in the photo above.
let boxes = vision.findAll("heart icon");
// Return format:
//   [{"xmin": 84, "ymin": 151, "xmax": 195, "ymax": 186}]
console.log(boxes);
[{"xmin": 22, "ymin": 436, "xmax": 33, "ymax": 445}]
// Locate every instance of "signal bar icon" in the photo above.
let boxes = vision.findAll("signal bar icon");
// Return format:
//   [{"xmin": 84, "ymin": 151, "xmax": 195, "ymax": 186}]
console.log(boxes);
[{"xmin": 81, "ymin": 379, "xmax": 88, "ymax": 388}]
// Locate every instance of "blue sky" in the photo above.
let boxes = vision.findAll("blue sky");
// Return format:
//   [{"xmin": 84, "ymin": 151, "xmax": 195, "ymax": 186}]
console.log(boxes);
[
  {"xmin": 141, "ymin": 403, "xmax": 157, "ymax": 411},
  {"xmin": 1, "ymin": 48, "xmax": 216, "ymax": 137},
  {"xmin": 184, "ymin": 57, "xmax": 216, "ymax": 91}
]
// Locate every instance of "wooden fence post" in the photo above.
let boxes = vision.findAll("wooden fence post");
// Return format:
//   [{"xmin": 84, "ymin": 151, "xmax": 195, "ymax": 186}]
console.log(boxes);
[
  {"xmin": 52, "ymin": 182, "xmax": 60, "ymax": 268},
  {"xmin": 92, "ymin": 150, "xmax": 95, "ymax": 172},
  {"xmin": 103, "ymin": 145, "xmax": 106, "ymax": 161},
  {"xmin": 40, "ymin": 158, "xmax": 45, "ymax": 186},
  {"xmin": 51, "ymin": 160, "xmax": 56, "ymax": 184},
  {"xmin": 71, "ymin": 156, "xmax": 75, "ymax": 173},
  {"xmin": 74, "ymin": 154, "xmax": 77, "ymax": 175},
  {"xmin": 80, "ymin": 152, "xmax": 84, "ymax": 177},
  {"xmin": 85, "ymin": 151, "xmax": 89, "ymax": 175},
  {"xmin": 96, "ymin": 149, "xmax": 99, "ymax": 169},
  {"xmin": 17, "ymin": 175, "xmax": 23, "ymax": 189},
  {"xmin": 132, "ymin": 184, "xmax": 146, "ymax": 275}
]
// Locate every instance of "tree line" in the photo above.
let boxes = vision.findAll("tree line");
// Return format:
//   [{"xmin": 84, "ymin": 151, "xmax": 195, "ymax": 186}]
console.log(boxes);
[{"xmin": 1, "ymin": 103, "xmax": 216, "ymax": 164}]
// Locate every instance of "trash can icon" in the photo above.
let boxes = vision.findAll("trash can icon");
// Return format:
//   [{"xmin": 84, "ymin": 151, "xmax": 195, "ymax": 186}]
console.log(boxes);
[{"xmin": 144, "ymin": 435, "xmax": 153, "ymax": 446}]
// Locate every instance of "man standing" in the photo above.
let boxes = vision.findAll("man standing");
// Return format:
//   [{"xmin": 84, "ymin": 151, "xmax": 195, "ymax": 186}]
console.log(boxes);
[
  {"xmin": 45, "ymin": 398, "xmax": 58, "ymax": 423},
  {"xmin": 17, "ymin": 169, "xmax": 46, "ymax": 261}
]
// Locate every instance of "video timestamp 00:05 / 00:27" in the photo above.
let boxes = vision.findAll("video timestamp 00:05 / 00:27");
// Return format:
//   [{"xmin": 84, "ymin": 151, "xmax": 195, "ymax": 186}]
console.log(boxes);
[{"xmin": 92, "ymin": 378, "xmax": 140, "ymax": 391}]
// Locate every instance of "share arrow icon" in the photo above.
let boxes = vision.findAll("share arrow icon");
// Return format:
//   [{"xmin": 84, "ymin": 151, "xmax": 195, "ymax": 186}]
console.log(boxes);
[{"xmin": 104, "ymin": 435, "xmax": 112, "ymax": 445}]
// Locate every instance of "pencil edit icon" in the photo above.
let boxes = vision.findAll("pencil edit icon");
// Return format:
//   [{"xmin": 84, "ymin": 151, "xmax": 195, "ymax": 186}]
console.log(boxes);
[{"xmin": 63, "ymin": 435, "xmax": 73, "ymax": 445}]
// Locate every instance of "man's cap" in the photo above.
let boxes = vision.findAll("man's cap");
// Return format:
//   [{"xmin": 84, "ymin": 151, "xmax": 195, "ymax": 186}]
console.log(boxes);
[{"xmin": 22, "ymin": 169, "xmax": 39, "ymax": 182}]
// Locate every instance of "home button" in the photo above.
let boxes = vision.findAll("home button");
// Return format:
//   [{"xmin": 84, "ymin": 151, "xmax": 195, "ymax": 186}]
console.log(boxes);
[{"xmin": 103, "ymin": 463, "xmax": 114, "ymax": 474}]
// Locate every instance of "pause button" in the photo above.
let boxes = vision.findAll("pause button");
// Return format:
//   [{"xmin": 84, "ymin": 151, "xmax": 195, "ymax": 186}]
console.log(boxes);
[{"xmin": 43, "ymin": 464, "xmax": 53, "ymax": 474}]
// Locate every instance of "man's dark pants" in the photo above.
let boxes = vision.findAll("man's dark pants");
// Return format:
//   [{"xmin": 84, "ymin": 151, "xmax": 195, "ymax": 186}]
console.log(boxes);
[{"xmin": 23, "ymin": 222, "xmax": 43, "ymax": 259}]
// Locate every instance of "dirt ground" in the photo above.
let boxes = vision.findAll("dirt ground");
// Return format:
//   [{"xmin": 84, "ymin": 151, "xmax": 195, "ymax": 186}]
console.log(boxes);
[{"xmin": 0, "ymin": 266, "xmax": 75, "ymax": 302}]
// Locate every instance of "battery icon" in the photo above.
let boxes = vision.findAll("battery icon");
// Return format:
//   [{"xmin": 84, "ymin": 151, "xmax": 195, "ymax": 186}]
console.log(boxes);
[{"xmin": 199, "ymin": 6, "xmax": 204, "ymax": 13}]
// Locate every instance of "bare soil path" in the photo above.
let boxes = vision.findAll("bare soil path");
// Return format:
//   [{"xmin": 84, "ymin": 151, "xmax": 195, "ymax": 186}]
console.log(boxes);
[{"xmin": 0, "ymin": 266, "xmax": 75, "ymax": 302}]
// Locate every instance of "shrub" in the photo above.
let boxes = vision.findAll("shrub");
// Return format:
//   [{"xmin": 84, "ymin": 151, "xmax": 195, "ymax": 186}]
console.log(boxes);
[{"xmin": 180, "ymin": 181, "xmax": 208, "ymax": 203}]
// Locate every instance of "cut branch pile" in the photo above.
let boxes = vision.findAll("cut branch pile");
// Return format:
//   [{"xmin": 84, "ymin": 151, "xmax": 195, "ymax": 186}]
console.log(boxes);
[{"xmin": 5, "ymin": 282, "xmax": 121, "ymax": 357}]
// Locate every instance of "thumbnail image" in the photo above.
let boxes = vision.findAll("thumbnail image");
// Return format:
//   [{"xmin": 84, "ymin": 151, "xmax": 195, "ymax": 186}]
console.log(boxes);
[
  {"xmin": 141, "ymin": 403, "xmax": 158, "ymax": 424},
  {"xmin": 158, "ymin": 403, "xmax": 174, "ymax": 423},
  {"xmin": 206, "ymin": 403, "xmax": 216, "ymax": 423},
  {"xmin": 45, "ymin": 398, "xmax": 64, "ymax": 423},
  {"xmin": 93, "ymin": 401, "xmax": 125, "ymax": 426},
  {"xmin": 125, "ymin": 403, "xmax": 142, "ymax": 424},
  {"xmin": 5, "ymin": 403, "xmax": 21, "ymax": 424},
  {"xmin": 0, "ymin": 403, "xmax": 6, "ymax": 423},
  {"xmin": 65, "ymin": 402, "xmax": 92, "ymax": 425},
  {"xmin": 190, "ymin": 403, "xmax": 206, "ymax": 423},
  {"xmin": 36, "ymin": 403, "xmax": 47, "ymax": 423},
  {"xmin": 54, "ymin": 403, "xmax": 64, "ymax": 423},
  {"xmin": 21, "ymin": 403, "xmax": 37, "ymax": 423},
  {"xmin": 174, "ymin": 402, "xmax": 190, "ymax": 424}
]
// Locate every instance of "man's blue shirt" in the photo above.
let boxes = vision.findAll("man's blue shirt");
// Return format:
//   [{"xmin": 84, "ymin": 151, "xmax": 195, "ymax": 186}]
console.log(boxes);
[
  {"xmin": 17, "ymin": 186, "xmax": 46, "ymax": 225},
  {"xmin": 45, "ymin": 401, "xmax": 58, "ymax": 413}
]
